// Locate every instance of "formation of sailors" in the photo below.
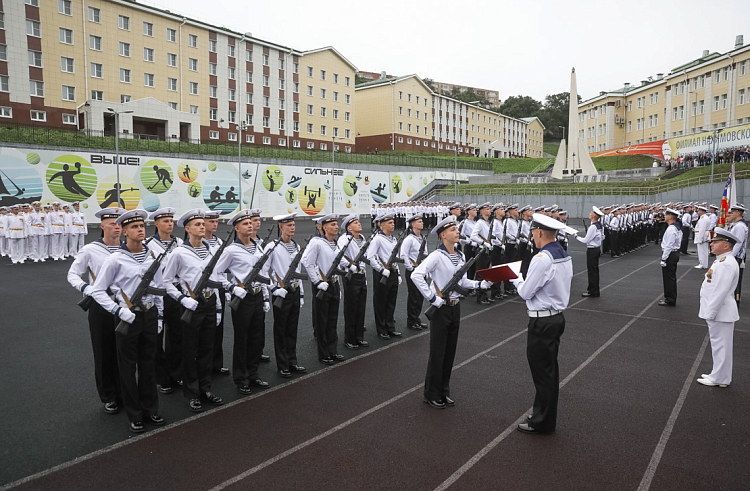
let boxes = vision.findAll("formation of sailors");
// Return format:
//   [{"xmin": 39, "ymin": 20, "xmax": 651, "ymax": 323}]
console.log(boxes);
[
  {"xmin": 0, "ymin": 201, "xmax": 87, "ymax": 264},
  {"xmin": 370, "ymin": 202, "xmax": 455, "ymax": 230}
]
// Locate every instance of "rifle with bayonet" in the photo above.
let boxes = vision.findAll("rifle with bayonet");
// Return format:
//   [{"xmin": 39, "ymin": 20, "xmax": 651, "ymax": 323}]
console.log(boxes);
[
  {"xmin": 315, "ymin": 234, "xmax": 354, "ymax": 300},
  {"xmin": 115, "ymin": 238, "xmax": 176, "ymax": 335},
  {"xmin": 412, "ymin": 228, "xmax": 431, "ymax": 267},
  {"xmin": 423, "ymin": 253, "xmax": 478, "ymax": 320},
  {"xmin": 378, "ymin": 228, "xmax": 407, "ymax": 285},
  {"xmin": 262, "ymin": 226, "xmax": 274, "ymax": 246},
  {"xmin": 180, "ymin": 228, "xmax": 235, "ymax": 324},
  {"xmin": 344, "ymin": 233, "xmax": 373, "ymax": 280},
  {"xmin": 272, "ymin": 235, "xmax": 311, "ymax": 309},
  {"xmin": 227, "ymin": 238, "xmax": 278, "ymax": 312}
]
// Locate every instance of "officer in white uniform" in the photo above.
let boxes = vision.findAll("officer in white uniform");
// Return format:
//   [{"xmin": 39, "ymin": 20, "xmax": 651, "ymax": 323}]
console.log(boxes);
[
  {"xmin": 69, "ymin": 202, "xmax": 87, "ymax": 256},
  {"xmin": 43, "ymin": 204, "xmax": 53, "ymax": 258},
  {"xmin": 727, "ymin": 204, "xmax": 748, "ymax": 303},
  {"xmin": 694, "ymin": 205, "xmax": 711, "ymax": 269},
  {"xmin": 697, "ymin": 228, "xmax": 740, "ymax": 388},
  {"xmin": 510, "ymin": 213, "xmax": 573, "ymax": 434},
  {"xmin": 49, "ymin": 202, "xmax": 66, "ymax": 260},
  {"xmin": 0, "ymin": 206, "xmax": 7, "ymax": 257},
  {"xmin": 6, "ymin": 204, "xmax": 26, "ymax": 264},
  {"xmin": 412, "ymin": 216, "xmax": 492, "ymax": 409},
  {"xmin": 29, "ymin": 201, "xmax": 46, "ymax": 262},
  {"xmin": 660, "ymin": 208, "xmax": 683, "ymax": 306}
]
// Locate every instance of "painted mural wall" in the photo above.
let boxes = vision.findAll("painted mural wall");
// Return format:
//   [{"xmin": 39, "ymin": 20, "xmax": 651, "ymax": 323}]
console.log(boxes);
[{"xmin": 0, "ymin": 147, "xmax": 476, "ymax": 221}]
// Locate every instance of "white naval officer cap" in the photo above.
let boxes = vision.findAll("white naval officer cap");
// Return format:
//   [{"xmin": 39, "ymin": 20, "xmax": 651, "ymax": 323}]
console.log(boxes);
[
  {"xmin": 72, "ymin": 201, "xmax": 80, "ymax": 206},
  {"xmin": 530, "ymin": 213, "xmax": 567, "ymax": 232},
  {"xmin": 10, "ymin": 204, "xmax": 20, "ymax": 209},
  {"xmin": 432, "ymin": 216, "xmax": 458, "ymax": 236},
  {"xmin": 273, "ymin": 212, "xmax": 297, "ymax": 223},
  {"xmin": 227, "ymin": 209, "xmax": 254, "ymax": 226},
  {"xmin": 408, "ymin": 213, "xmax": 423, "ymax": 223},
  {"xmin": 465, "ymin": 203, "xmax": 477, "ymax": 211},
  {"xmin": 340, "ymin": 213, "xmax": 360, "ymax": 231},
  {"xmin": 316, "ymin": 214, "xmax": 338, "ymax": 226},
  {"xmin": 148, "ymin": 207, "xmax": 176, "ymax": 221},
  {"xmin": 203, "ymin": 210, "xmax": 221, "ymax": 219},
  {"xmin": 665, "ymin": 208, "xmax": 680, "ymax": 216},
  {"xmin": 730, "ymin": 204, "xmax": 746, "ymax": 213},
  {"xmin": 710, "ymin": 204, "xmax": 719, "ymax": 210},
  {"xmin": 95, "ymin": 207, "xmax": 126, "ymax": 221},
  {"xmin": 711, "ymin": 228, "xmax": 739, "ymax": 245},
  {"xmin": 116, "ymin": 209, "xmax": 148, "ymax": 226},
  {"xmin": 696, "ymin": 205, "xmax": 708, "ymax": 212},
  {"xmin": 375, "ymin": 213, "xmax": 395, "ymax": 223},
  {"xmin": 177, "ymin": 208, "xmax": 205, "ymax": 227},
  {"xmin": 592, "ymin": 206, "xmax": 605, "ymax": 217},
  {"xmin": 449, "ymin": 202, "xmax": 462, "ymax": 210},
  {"xmin": 249, "ymin": 208, "xmax": 262, "ymax": 217}
]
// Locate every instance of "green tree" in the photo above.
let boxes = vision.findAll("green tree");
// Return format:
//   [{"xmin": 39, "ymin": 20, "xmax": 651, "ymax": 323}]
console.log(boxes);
[
  {"xmin": 423, "ymin": 78, "xmax": 437, "ymax": 92},
  {"xmin": 537, "ymin": 92, "xmax": 582, "ymax": 139},
  {"xmin": 498, "ymin": 95, "xmax": 542, "ymax": 119}
]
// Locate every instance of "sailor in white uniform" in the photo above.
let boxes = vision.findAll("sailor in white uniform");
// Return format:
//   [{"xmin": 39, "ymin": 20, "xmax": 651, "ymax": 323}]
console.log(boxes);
[
  {"xmin": 694, "ymin": 205, "xmax": 711, "ymax": 269},
  {"xmin": 697, "ymin": 228, "xmax": 740, "ymax": 388},
  {"xmin": 0, "ymin": 206, "xmax": 7, "ymax": 257},
  {"xmin": 400, "ymin": 213, "xmax": 428, "ymax": 331},
  {"xmin": 727, "ymin": 204, "xmax": 748, "ymax": 303},
  {"xmin": 338, "ymin": 214, "xmax": 370, "ymax": 350},
  {"xmin": 575, "ymin": 206, "xmax": 605, "ymax": 297},
  {"xmin": 6, "ymin": 204, "xmax": 26, "ymax": 264},
  {"xmin": 366, "ymin": 213, "xmax": 403, "ymax": 339},
  {"xmin": 510, "ymin": 213, "xmax": 573, "ymax": 434},
  {"xmin": 69, "ymin": 201, "xmax": 87, "ymax": 257}
]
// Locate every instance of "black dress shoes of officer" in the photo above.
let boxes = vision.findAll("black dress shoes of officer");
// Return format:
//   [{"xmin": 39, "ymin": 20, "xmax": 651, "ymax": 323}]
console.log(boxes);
[
  {"xmin": 418, "ymin": 321, "xmax": 428, "ymax": 329},
  {"xmin": 581, "ymin": 292, "xmax": 600, "ymax": 297},
  {"xmin": 407, "ymin": 323, "xmax": 423, "ymax": 330},
  {"xmin": 517, "ymin": 423, "xmax": 553, "ymax": 434},
  {"xmin": 658, "ymin": 300, "xmax": 676, "ymax": 306},
  {"xmin": 218, "ymin": 367, "xmax": 230, "ymax": 374},
  {"xmin": 158, "ymin": 385, "xmax": 174, "ymax": 394},
  {"xmin": 423, "ymin": 397, "xmax": 446, "ymax": 409},
  {"xmin": 345, "ymin": 342, "xmax": 360, "ymax": 350},
  {"xmin": 389, "ymin": 331, "xmax": 403, "ymax": 337},
  {"xmin": 189, "ymin": 398, "xmax": 203, "ymax": 412},
  {"xmin": 332, "ymin": 354, "xmax": 345, "ymax": 361},
  {"xmin": 478, "ymin": 298, "xmax": 490, "ymax": 305},
  {"xmin": 202, "ymin": 391, "xmax": 224, "ymax": 405},
  {"xmin": 104, "ymin": 401, "xmax": 121, "ymax": 414},
  {"xmin": 260, "ymin": 354, "xmax": 271, "ymax": 362},
  {"xmin": 238, "ymin": 385, "xmax": 252, "ymax": 394},
  {"xmin": 443, "ymin": 396, "xmax": 455, "ymax": 407},
  {"xmin": 278, "ymin": 369, "xmax": 292, "ymax": 378}
]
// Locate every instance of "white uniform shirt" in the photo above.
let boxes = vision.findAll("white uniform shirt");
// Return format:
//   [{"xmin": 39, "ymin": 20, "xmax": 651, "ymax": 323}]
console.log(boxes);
[
  {"xmin": 50, "ymin": 210, "xmax": 65, "ymax": 234},
  {"xmin": 694, "ymin": 214, "xmax": 711, "ymax": 244},
  {"xmin": 215, "ymin": 238, "xmax": 271, "ymax": 300},
  {"xmin": 519, "ymin": 220, "xmax": 532, "ymax": 245},
  {"xmin": 576, "ymin": 221, "xmax": 604, "ymax": 248},
  {"xmin": 610, "ymin": 216, "xmax": 620, "ymax": 231},
  {"xmin": 366, "ymin": 232, "xmax": 401, "ymax": 276},
  {"xmin": 505, "ymin": 218, "xmax": 519, "ymax": 243},
  {"xmin": 470, "ymin": 218, "xmax": 492, "ymax": 247},
  {"xmin": 459, "ymin": 219, "xmax": 476, "ymax": 246},
  {"xmin": 514, "ymin": 242, "xmax": 573, "ymax": 312},
  {"xmin": 162, "ymin": 241, "xmax": 222, "ymax": 310},
  {"xmin": 72, "ymin": 211, "xmax": 87, "ymax": 235},
  {"xmin": 266, "ymin": 238, "xmax": 306, "ymax": 295},
  {"xmin": 0, "ymin": 214, "xmax": 6, "ymax": 237},
  {"xmin": 661, "ymin": 223, "xmax": 683, "ymax": 260},
  {"xmin": 29, "ymin": 211, "xmax": 45, "ymax": 236},
  {"xmin": 728, "ymin": 220, "xmax": 748, "ymax": 259},
  {"xmin": 6, "ymin": 213, "xmax": 25, "ymax": 239},
  {"xmin": 63, "ymin": 212, "xmax": 73, "ymax": 235},
  {"xmin": 400, "ymin": 232, "xmax": 424, "ymax": 270},
  {"xmin": 301, "ymin": 235, "xmax": 341, "ymax": 285},
  {"xmin": 67, "ymin": 240, "xmax": 122, "ymax": 292},
  {"xmin": 709, "ymin": 213, "xmax": 718, "ymax": 230},
  {"xmin": 681, "ymin": 212, "xmax": 692, "ymax": 228},
  {"xmin": 698, "ymin": 251, "xmax": 739, "ymax": 322},
  {"xmin": 411, "ymin": 246, "xmax": 479, "ymax": 302}
]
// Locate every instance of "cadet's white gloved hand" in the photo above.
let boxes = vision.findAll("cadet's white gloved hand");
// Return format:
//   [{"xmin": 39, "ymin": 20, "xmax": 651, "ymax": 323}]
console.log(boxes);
[
  {"xmin": 398, "ymin": 276, "xmax": 402, "ymax": 285},
  {"xmin": 263, "ymin": 301, "xmax": 270, "ymax": 313},
  {"xmin": 349, "ymin": 264, "xmax": 358, "ymax": 273},
  {"xmin": 81, "ymin": 284, "xmax": 90, "ymax": 297},
  {"xmin": 118, "ymin": 307, "xmax": 136, "ymax": 324},
  {"xmin": 431, "ymin": 297, "xmax": 444, "ymax": 309},
  {"xmin": 181, "ymin": 297, "xmax": 198, "ymax": 311},
  {"xmin": 660, "ymin": 261, "xmax": 667, "ymax": 267},
  {"xmin": 225, "ymin": 292, "xmax": 232, "ymax": 302},
  {"xmin": 300, "ymin": 297, "xmax": 305, "ymax": 307},
  {"xmin": 157, "ymin": 319, "xmax": 163, "ymax": 334},
  {"xmin": 381, "ymin": 268, "xmax": 391, "ymax": 278},
  {"xmin": 216, "ymin": 313, "xmax": 222, "ymax": 326},
  {"xmin": 480, "ymin": 280, "xmax": 493, "ymax": 290},
  {"xmin": 273, "ymin": 288, "xmax": 288, "ymax": 298},
  {"xmin": 233, "ymin": 286, "xmax": 247, "ymax": 299},
  {"xmin": 317, "ymin": 281, "xmax": 329, "ymax": 292}
]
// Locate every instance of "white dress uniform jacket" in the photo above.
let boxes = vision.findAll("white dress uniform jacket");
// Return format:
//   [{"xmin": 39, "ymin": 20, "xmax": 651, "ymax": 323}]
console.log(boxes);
[
  {"xmin": 411, "ymin": 246, "xmax": 479, "ymax": 302},
  {"xmin": 215, "ymin": 238, "xmax": 270, "ymax": 300},
  {"xmin": 338, "ymin": 233, "xmax": 368, "ymax": 275},
  {"xmin": 576, "ymin": 222, "xmax": 604, "ymax": 248},
  {"xmin": 301, "ymin": 236, "xmax": 341, "ymax": 285},
  {"xmin": 67, "ymin": 240, "xmax": 122, "ymax": 293},
  {"xmin": 694, "ymin": 214, "xmax": 711, "ymax": 244},
  {"xmin": 514, "ymin": 242, "xmax": 573, "ymax": 312},
  {"xmin": 266, "ymin": 239, "xmax": 305, "ymax": 296},
  {"xmin": 699, "ymin": 252, "xmax": 740, "ymax": 322},
  {"xmin": 400, "ymin": 232, "xmax": 424, "ymax": 270},
  {"xmin": 162, "ymin": 242, "xmax": 222, "ymax": 310},
  {"xmin": 366, "ymin": 232, "xmax": 402, "ymax": 277}
]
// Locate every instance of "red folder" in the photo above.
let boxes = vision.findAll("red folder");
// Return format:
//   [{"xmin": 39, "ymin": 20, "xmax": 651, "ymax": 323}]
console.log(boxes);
[{"xmin": 476, "ymin": 261, "xmax": 522, "ymax": 282}]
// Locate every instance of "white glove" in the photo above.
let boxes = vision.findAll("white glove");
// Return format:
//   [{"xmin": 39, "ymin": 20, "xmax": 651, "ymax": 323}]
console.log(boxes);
[
  {"xmin": 317, "ymin": 281, "xmax": 329, "ymax": 292},
  {"xmin": 157, "ymin": 319, "xmax": 163, "ymax": 334},
  {"xmin": 300, "ymin": 297, "xmax": 305, "ymax": 307},
  {"xmin": 480, "ymin": 280, "xmax": 493, "ymax": 290},
  {"xmin": 225, "ymin": 292, "xmax": 232, "ymax": 302},
  {"xmin": 510, "ymin": 273, "xmax": 524, "ymax": 288},
  {"xmin": 273, "ymin": 288, "xmax": 288, "ymax": 298},
  {"xmin": 381, "ymin": 268, "xmax": 391, "ymax": 278},
  {"xmin": 491, "ymin": 239, "xmax": 501, "ymax": 247},
  {"xmin": 118, "ymin": 307, "xmax": 136, "ymax": 324},
  {"xmin": 81, "ymin": 284, "xmax": 90, "ymax": 297},
  {"xmin": 216, "ymin": 313, "xmax": 222, "ymax": 326},
  {"xmin": 233, "ymin": 287, "xmax": 247, "ymax": 299},
  {"xmin": 660, "ymin": 261, "xmax": 667, "ymax": 267},
  {"xmin": 181, "ymin": 297, "xmax": 198, "ymax": 311},
  {"xmin": 263, "ymin": 301, "xmax": 270, "ymax": 313},
  {"xmin": 349, "ymin": 264, "xmax": 358, "ymax": 273},
  {"xmin": 431, "ymin": 297, "xmax": 444, "ymax": 309},
  {"xmin": 398, "ymin": 275, "xmax": 402, "ymax": 285}
]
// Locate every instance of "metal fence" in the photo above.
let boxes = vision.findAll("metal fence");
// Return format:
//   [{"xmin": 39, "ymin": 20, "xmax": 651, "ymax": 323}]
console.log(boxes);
[{"xmin": 0, "ymin": 123, "xmax": 494, "ymax": 172}]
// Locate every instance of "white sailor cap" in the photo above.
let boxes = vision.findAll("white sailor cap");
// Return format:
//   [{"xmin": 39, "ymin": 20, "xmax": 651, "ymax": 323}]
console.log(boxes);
[
  {"xmin": 72, "ymin": 201, "xmax": 80, "ymax": 206},
  {"xmin": 408, "ymin": 213, "xmax": 423, "ymax": 223},
  {"xmin": 52, "ymin": 201, "xmax": 60, "ymax": 206},
  {"xmin": 95, "ymin": 207, "xmax": 126, "ymax": 220},
  {"xmin": 10, "ymin": 204, "xmax": 20, "ymax": 210},
  {"xmin": 477, "ymin": 202, "xmax": 492, "ymax": 211},
  {"xmin": 177, "ymin": 208, "xmax": 205, "ymax": 227},
  {"xmin": 449, "ymin": 202, "xmax": 462, "ymax": 210},
  {"xmin": 375, "ymin": 213, "xmax": 395, "ymax": 223},
  {"xmin": 341, "ymin": 213, "xmax": 360, "ymax": 231},
  {"xmin": 534, "ymin": 206, "xmax": 545, "ymax": 212},
  {"xmin": 712, "ymin": 227, "xmax": 739, "ymax": 244},
  {"xmin": 249, "ymin": 208, "xmax": 262, "ymax": 217},
  {"xmin": 43, "ymin": 203, "xmax": 52, "ymax": 209},
  {"xmin": 148, "ymin": 207, "xmax": 176, "ymax": 221},
  {"xmin": 665, "ymin": 208, "xmax": 680, "ymax": 216},
  {"xmin": 116, "ymin": 209, "xmax": 148, "ymax": 226},
  {"xmin": 507, "ymin": 203, "xmax": 519, "ymax": 210},
  {"xmin": 696, "ymin": 205, "xmax": 708, "ymax": 212},
  {"xmin": 30, "ymin": 200, "xmax": 40, "ymax": 206},
  {"xmin": 730, "ymin": 204, "xmax": 746, "ymax": 213},
  {"xmin": 465, "ymin": 203, "xmax": 477, "ymax": 211},
  {"xmin": 710, "ymin": 204, "xmax": 719, "ymax": 210},
  {"xmin": 316, "ymin": 213, "xmax": 338, "ymax": 226},
  {"xmin": 228, "ymin": 209, "xmax": 255, "ymax": 226},
  {"xmin": 273, "ymin": 212, "xmax": 297, "ymax": 223},
  {"xmin": 592, "ymin": 206, "xmax": 605, "ymax": 217},
  {"xmin": 0, "ymin": 206, "xmax": 6, "ymax": 211},
  {"xmin": 203, "ymin": 210, "xmax": 221, "ymax": 219},
  {"xmin": 518, "ymin": 205, "xmax": 531, "ymax": 213},
  {"xmin": 491, "ymin": 203, "xmax": 504, "ymax": 211},
  {"xmin": 432, "ymin": 216, "xmax": 458, "ymax": 236},
  {"xmin": 558, "ymin": 210, "xmax": 567, "ymax": 215},
  {"xmin": 531, "ymin": 213, "xmax": 567, "ymax": 232}
]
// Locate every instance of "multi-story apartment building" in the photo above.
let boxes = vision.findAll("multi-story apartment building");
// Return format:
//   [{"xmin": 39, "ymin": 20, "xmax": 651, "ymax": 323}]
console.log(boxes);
[
  {"xmin": 522, "ymin": 117, "xmax": 545, "ymax": 157},
  {"xmin": 2, "ymin": 0, "xmax": 356, "ymax": 152},
  {"xmin": 578, "ymin": 35, "xmax": 750, "ymax": 154},
  {"xmin": 355, "ymin": 74, "xmax": 533, "ymax": 158},
  {"xmin": 433, "ymin": 81, "xmax": 500, "ymax": 108}
]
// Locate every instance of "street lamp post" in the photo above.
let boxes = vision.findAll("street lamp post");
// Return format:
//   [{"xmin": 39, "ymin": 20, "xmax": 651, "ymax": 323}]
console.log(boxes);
[
  {"xmin": 711, "ymin": 128, "xmax": 724, "ymax": 184},
  {"xmin": 558, "ymin": 125, "xmax": 566, "ymax": 143},
  {"xmin": 107, "ymin": 107, "xmax": 134, "ymax": 206},
  {"xmin": 454, "ymin": 145, "xmax": 458, "ymax": 195},
  {"xmin": 236, "ymin": 121, "xmax": 248, "ymax": 209}
]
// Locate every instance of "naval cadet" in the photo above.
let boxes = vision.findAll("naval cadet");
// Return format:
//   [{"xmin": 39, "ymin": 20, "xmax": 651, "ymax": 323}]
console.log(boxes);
[
  {"xmin": 366, "ymin": 213, "xmax": 403, "ymax": 339},
  {"xmin": 401, "ymin": 213, "xmax": 429, "ymax": 330},
  {"xmin": 697, "ymin": 228, "xmax": 740, "ymax": 388},
  {"xmin": 412, "ymin": 216, "xmax": 492, "ymax": 409},
  {"xmin": 67, "ymin": 207, "xmax": 125, "ymax": 415},
  {"xmin": 248, "ymin": 209, "xmax": 272, "ymax": 362},
  {"xmin": 575, "ymin": 206, "xmax": 605, "ymax": 297},
  {"xmin": 203, "ymin": 210, "xmax": 230, "ymax": 375},
  {"xmin": 694, "ymin": 205, "xmax": 711, "ymax": 269},
  {"xmin": 338, "ymin": 214, "xmax": 370, "ymax": 350},
  {"xmin": 215, "ymin": 209, "xmax": 271, "ymax": 394},
  {"xmin": 469, "ymin": 202, "xmax": 494, "ymax": 305},
  {"xmin": 458, "ymin": 204, "xmax": 477, "ymax": 281},
  {"xmin": 162, "ymin": 209, "xmax": 225, "ymax": 413},
  {"xmin": 727, "ymin": 204, "xmax": 748, "ymax": 303},
  {"xmin": 510, "ymin": 213, "xmax": 573, "ymax": 434},
  {"xmin": 659, "ymin": 208, "xmax": 683, "ymax": 306},
  {"xmin": 89, "ymin": 209, "xmax": 166, "ymax": 433}
]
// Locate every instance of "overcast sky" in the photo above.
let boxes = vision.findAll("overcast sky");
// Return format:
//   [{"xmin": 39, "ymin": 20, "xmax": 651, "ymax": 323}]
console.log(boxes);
[{"xmin": 155, "ymin": 0, "xmax": 748, "ymax": 103}]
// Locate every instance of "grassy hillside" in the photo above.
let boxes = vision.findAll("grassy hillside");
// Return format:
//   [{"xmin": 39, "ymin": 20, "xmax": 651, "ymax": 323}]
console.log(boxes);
[
  {"xmin": 592, "ymin": 154, "xmax": 655, "ymax": 171},
  {"xmin": 543, "ymin": 142, "xmax": 560, "ymax": 156}
]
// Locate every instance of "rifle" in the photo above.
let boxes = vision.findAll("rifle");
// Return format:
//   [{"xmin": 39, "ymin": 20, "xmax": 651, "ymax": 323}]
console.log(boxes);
[
  {"xmin": 227, "ymin": 238, "xmax": 278, "ymax": 312},
  {"xmin": 378, "ymin": 228, "xmax": 407, "ymax": 285},
  {"xmin": 423, "ymin": 254, "xmax": 478, "ymax": 321},
  {"xmin": 180, "ymin": 228, "xmax": 235, "ymax": 324},
  {"xmin": 77, "ymin": 267, "xmax": 98, "ymax": 312},
  {"xmin": 262, "ymin": 226, "xmax": 274, "ymax": 245},
  {"xmin": 272, "ymin": 235, "xmax": 311, "ymax": 309},
  {"xmin": 315, "ymin": 234, "xmax": 354, "ymax": 300},
  {"xmin": 344, "ymin": 233, "xmax": 374, "ymax": 280},
  {"xmin": 115, "ymin": 239, "xmax": 176, "ymax": 335},
  {"xmin": 413, "ymin": 229, "xmax": 431, "ymax": 267}
]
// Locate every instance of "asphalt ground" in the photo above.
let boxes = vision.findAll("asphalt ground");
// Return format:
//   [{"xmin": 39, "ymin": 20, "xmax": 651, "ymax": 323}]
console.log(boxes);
[{"xmin": 1, "ymin": 222, "xmax": 749, "ymax": 490}]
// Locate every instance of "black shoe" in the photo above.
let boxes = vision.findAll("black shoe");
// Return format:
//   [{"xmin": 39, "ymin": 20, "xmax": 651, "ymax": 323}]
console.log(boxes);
[
  {"xmin": 469, "ymin": 290, "xmax": 477, "ymax": 296},
  {"xmin": 291, "ymin": 364, "xmax": 306, "ymax": 372},
  {"xmin": 238, "ymin": 385, "xmax": 252, "ymax": 395},
  {"xmin": 321, "ymin": 357, "xmax": 335, "ymax": 365},
  {"xmin": 345, "ymin": 342, "xmax": 360, "ymax": 350},
  {"xmin": 217, "ymin": 367, "xmax": 230, "ymax": 374},
  {"xmin": 581, "ymin": 292, "xmax": 600, "ymax": 297},
  {"xmin": 250, "ymin": 379, "xmax": 269, "ymax": 388},
  {"xmin": 517, "ymin": 423, "xmax": 553, "ymax": 434},
  {"xmin": 104, "ymin": 401, "xmax": 120, "ymax": 414},
  {"xmin": 478, "ymin": 299, "xmax": 490, "ymax": 305},
  {"xmin": 389, "ymin": 331, "xmax": 402, "ymax": 337},
  {"xmin": 407, "ymin": 323, "xmax": 423, "ymax": 330},
  {"xmin": 658, "ymin": 300, "xmax": 676, "ymax": 306},
  {"xmin": 175, "ymin": 379, "xmax": 184, "ymax": 387},
  {"xmin": 147, "ymin": 414, "xmax": 165, "ymax": 426},
  {"xmin": 418, "ymin": 322, "xmax": 428, "ymax": 329},
  {"xmin": 158, "ymin": 385, "xmax": 174, "ymax": 394},
  {"xmin": 201, "ymin": 392, "xmax": 224, "ymax": 405},
  {"xmin": 357, "ymin": 340, "xmax": 369, "ymax": 347},
  {"xmin": 260, "ymin": 354, "xmax": 271, "ymax": 362},
  {"xmin": 378, "ymin": 333, "xmax": 391, "ymax": 339},
  {"xmin": 189, "ymin": 398, "xmax": 203, "ymax": 412},
  {"xmin": 486, "ymin": 296, "xmax": 496, "ymax": 303},
  {"xmin": 129, "ymin": 421, "xmax": 145, "ymax": 433},
  {"xmin": 506, "ymin": 289, "xmax": 517, "ymax": 295},
  {"xmin": 423, "ymin": 397, "xmax": 446, "ymax": 409},
  {"xmin": 443, "ymin": 396, "xmax": 455, "ymax": 407},
  {"xmin": 278, "ymin": 369, "xmax": 292, "ymax": 378},
  {"xmin": 332, "ymin": 354, "xmax": 345, "ymax": 361}
]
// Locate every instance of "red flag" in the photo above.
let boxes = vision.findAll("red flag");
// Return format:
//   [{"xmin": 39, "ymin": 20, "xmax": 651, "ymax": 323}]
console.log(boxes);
[{"xmin": 717, "ymin": 163, "xmax": 734, "ymax": 229}]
